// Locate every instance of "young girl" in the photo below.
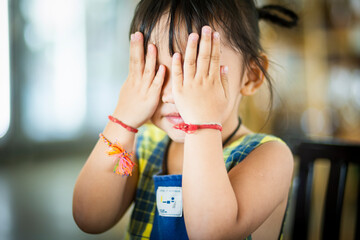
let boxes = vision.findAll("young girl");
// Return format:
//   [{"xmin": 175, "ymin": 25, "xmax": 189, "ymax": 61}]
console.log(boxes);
[{"xmin": 73, "ymin": 1, "xmax": 298, "ymax": 239}]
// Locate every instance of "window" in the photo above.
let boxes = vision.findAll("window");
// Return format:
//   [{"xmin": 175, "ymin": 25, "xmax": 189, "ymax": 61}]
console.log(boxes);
[
  {"xmin": 1, "ymin": 0, "xmax": 137, "ymax": 156},
  {"xmin": 0, "ymin": 0, "xmax": 10, "ymax": 139},
  {"xmin": 21, "ymin": 0, "xmax": 87, "ymax": 141}
]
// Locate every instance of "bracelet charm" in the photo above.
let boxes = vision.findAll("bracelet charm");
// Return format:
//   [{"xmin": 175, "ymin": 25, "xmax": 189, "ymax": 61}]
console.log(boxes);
[{"xmin": 99, "ymin": 133, "xmax": 136, "ymax": 176}]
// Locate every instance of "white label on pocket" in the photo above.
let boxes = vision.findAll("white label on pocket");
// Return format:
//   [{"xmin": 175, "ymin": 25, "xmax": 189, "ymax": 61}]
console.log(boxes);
[{"xmin": 156, "ymin": 186, "xmax": 183, "ymax": 217}]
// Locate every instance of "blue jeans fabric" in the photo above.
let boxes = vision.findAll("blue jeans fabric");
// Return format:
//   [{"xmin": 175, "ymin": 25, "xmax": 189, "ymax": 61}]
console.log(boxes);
[{"xmin": 150, "ymin": 174, "xmax": 189, "ymax": 240}]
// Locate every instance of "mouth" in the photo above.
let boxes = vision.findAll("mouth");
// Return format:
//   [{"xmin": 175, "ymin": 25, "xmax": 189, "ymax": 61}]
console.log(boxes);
[{"xmin": 165, "ymin": 112, "xmax": 184, "ymax": 125}]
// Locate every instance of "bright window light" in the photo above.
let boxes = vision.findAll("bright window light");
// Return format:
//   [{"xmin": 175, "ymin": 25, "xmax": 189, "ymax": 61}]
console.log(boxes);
[
  {"xmin": 22, "ymin": 0, "xmax": 87, "ymax": 141},
  {"xmin": 0, "ymin": 0, "xmax": 11, "ymax": 139}
]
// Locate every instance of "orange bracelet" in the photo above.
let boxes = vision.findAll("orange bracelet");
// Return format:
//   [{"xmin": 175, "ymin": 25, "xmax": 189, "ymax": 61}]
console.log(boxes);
[
  {"xmin": 99, "ymin": 133, "xmax": 135, "ymax": 176},
  {"xmin": 108, "ymin": 115, "xmax": 138, "ymax": 133}
]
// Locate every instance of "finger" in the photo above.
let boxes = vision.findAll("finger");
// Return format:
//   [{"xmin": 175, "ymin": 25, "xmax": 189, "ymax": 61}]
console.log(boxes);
[
  {"xmin": 184, "ymin": 33, "xmax": 199, "ymax": 80},
  {"xmin": 128, "ymin": 33, "xmax": 135, "ymax": 73},
  {"xmin": 209, "ymin": 32, "xmax": 221, "ymax": 82},
  {"xmin": 143, "ymin": 44, "xmax": 157, "ymax": 87},
  {"xmin": 172, "ymin": 53, "xmax": 183, "ymax": 89},
  {"xmin": 149, "ymin": 65, "xmax": 166, "ymax": 93},
  {"xmin": 220, "ymin": 65, "xmax": 229, "ymax": 98},
  {"xmin": 129, "ymin": 32, "xmax": 145, "ymax": 78},
  {"xmin": 196, "ymin": 26, "xmax": 212, "ymax": 79}
]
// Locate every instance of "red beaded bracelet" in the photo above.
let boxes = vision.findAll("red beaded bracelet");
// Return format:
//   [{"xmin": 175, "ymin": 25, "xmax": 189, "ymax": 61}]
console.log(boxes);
[
  {"xmin": 173, "ymin": 122, "xmax": 222, "ymax": 134},
  {"xmin": 108, "ymin": 115, "xmax": 138, "ymax": 133}
]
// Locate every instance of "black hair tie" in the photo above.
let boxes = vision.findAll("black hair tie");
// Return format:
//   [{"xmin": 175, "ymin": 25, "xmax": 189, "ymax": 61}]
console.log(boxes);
[{"xmin": 257, "ymin": 4, "xmax": 298, "ymax": 28}]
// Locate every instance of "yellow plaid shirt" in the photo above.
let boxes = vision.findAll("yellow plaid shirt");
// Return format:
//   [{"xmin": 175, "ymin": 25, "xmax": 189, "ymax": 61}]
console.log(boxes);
[{"xmin": 124, "ymin": 124, "xmax": 286, "ymax": 240}]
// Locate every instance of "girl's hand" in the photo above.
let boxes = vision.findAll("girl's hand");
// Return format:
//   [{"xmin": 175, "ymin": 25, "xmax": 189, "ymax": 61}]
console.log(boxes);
[
  {"xmin": 113, "ymin": 32, "xmax": 166, "ymax": 128},
  {"xmin": 171, "ymin": 26, "xmax": 229, "ymax": 124}
]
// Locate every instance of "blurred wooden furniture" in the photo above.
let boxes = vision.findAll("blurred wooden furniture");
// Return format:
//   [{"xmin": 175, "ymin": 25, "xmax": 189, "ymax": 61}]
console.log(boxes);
[{"xmin": 292, "ymin": 141, "xmax": 360, "ymax": 240}]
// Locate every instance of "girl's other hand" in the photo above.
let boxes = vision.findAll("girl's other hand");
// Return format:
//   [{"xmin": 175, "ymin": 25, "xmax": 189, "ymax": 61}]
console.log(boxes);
[
  {"xmin": 171, "ymin": 26, "xmax": 230, "ymax": 124},
  {"xmin": 113, "ymin": 32, "xmax": 166, "ymax": 128}
]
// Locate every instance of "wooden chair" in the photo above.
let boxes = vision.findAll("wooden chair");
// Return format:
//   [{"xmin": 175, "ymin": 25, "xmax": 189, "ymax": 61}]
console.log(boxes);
[{"xmin": 291, "ymin": 140, "xmax": 360, "ymax": 240}]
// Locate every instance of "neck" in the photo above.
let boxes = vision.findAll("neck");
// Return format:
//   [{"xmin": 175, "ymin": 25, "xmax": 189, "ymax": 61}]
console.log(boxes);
[{"xmin": 221, "ymin": 114, "xmax": 241, "ymax": 146}]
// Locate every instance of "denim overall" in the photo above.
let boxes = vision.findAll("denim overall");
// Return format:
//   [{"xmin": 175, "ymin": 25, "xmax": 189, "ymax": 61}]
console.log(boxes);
[{"xmin": 150, "ymin": 174, "xmax": 189, "ymax": 239}]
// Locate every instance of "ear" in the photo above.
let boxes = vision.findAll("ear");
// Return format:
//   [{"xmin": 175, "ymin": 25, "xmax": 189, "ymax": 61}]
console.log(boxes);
[{"xmin": 240, "ymin": 55, "xmax": 269, "ymax": 96}]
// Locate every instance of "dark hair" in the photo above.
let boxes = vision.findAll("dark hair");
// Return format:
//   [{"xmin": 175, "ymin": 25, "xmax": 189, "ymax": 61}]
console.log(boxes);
[{"xmin": 129, "ymin": 0, "xmax": 297, "ymax": 117}]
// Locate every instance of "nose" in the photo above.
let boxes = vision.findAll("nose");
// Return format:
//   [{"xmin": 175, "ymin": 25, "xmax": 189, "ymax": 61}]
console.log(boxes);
[{"xmin": 161, "ymin": 75, "xmax": 175, "ymax": 104}]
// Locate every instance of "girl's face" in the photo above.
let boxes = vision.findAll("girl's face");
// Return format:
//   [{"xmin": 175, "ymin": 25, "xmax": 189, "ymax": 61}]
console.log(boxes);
[{"xmin": 149, "ymin": 20, "xmax": 245, "ymax": 142}]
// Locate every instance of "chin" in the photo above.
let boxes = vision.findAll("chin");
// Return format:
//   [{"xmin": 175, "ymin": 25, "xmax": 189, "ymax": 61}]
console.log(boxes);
[
  {"xmin": 151, "ymin": 118, "xmax": 186, "ymax": 143},
  {"xmin": 167, "ymin": 131, "xmax": 185, "ymax": 143}
]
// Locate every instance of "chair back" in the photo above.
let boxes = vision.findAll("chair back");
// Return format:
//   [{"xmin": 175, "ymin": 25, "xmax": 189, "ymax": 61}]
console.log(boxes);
[{"xmin": 292, "ymin": 141, "xmax": 360, "ymax": 240}]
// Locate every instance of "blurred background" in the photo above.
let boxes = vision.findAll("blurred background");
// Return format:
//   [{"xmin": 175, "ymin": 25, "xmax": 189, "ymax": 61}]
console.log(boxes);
[{"xmin": 0, "ymin": 0, "xmax": 359, "ymax": 239}]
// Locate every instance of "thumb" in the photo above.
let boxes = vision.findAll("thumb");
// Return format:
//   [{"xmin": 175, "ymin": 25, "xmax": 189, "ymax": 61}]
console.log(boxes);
[{"xmin": 220, "ymin": 65, "xmax": 229, "ymax": 98}]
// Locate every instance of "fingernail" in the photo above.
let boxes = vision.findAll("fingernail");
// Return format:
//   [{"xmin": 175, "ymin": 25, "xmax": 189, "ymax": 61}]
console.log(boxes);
[
  {"xmin": 213, "ymin": 32, "xmax": 220, "ymax": 40},
  {"xmin": 131, "ymin": 34, "xmax": 135, "ymax": 41},
  {"xmin": 189, "ymin": 33, "xmax": 198, "ymax": 42},
  {"xmin": 222, "ymin": 66, "xmax": 228, "ymax": 74},
  {"xmin": 135, "ymin": 32, "xmax": 142, "ymax": 40},
  {"xmin": 173, "ymin": 53, "xmax": 181, "ymax": 60},
  {"xmin": 202, "ymin": 26, "xmax": 211, "ymax": 35},
  {"xmin": 148, "ymin": 44, "xmax": 152, "ymax": 52}
]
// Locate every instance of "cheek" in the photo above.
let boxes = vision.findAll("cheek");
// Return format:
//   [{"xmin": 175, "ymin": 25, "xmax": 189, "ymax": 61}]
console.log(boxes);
[
  {"xmin": 151, "ymin": 104, "xmax": 162, "ymax": 121},
  {"xmin": 219, "ymin": 45, "xmax": 243, "ymax": 89},
  {"xmin": 227, "ymin": 68, "xmax": 242, "ymax": 93},
  {"xmin": 223, "ymin": 66, "xmax": 243, "ymax": 115},
  {"xmin": 220, "ymin": 62, "xmax": 242, "ymax": 89}
]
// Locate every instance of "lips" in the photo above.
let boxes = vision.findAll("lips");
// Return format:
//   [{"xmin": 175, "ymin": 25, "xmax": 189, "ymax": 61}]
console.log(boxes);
[{"xmin": 165, "ymin": 112, "xmax": 184, "ymax": 124}]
